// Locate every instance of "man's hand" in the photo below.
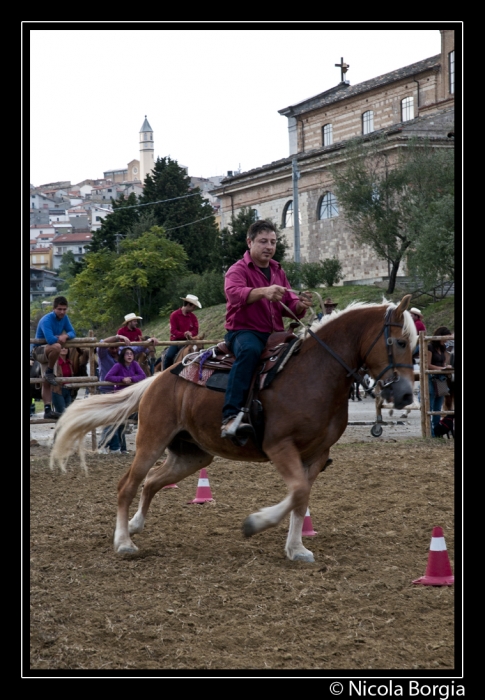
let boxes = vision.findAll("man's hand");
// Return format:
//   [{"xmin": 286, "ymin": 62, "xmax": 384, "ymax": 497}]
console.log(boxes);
[
  {"xmin": 117, "ymin": 335, "xmax": 130, "ymax": 344},
  {"xmin": 57, "ymin": 333, "xmax": 69, "ymax": 344},
  {"xmin": 295, "ymin": 290, "xmax": 313, "ymax": 314},
  {"xmin": 264, "ymin": 285, "xmax": 287, "ymax": 302},
  {"xmin": 184, "ymin": 331, "xmax": 193, "ymax": 340}
]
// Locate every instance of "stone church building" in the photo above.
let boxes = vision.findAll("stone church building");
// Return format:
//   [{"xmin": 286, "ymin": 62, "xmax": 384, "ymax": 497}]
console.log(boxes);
[{"xmin": 211, "ymin": 29, "xmax": 455, "ymax": 285}]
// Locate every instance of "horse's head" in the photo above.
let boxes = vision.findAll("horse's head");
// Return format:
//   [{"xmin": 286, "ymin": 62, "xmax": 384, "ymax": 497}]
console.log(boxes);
[{"xmin": 362, "ymin": 295, "xmax": 416, "ymax": 410}]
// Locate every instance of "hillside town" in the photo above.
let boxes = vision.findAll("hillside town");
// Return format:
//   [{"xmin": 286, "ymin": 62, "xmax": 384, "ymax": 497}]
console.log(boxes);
[{"xmin": 30, "ymin": 29, "xmax": 454, "ymax": 301}]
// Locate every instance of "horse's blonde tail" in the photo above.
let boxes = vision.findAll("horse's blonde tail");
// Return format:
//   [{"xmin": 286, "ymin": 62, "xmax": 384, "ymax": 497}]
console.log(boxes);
[{"xmin": 49, "ymin": 376, "xmax": 157, "ymax": 473}]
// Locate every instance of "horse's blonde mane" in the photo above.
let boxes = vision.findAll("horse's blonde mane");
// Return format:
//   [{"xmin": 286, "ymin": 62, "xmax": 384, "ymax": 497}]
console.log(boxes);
[{"xmin": 306, "ymin": 297, "xmax": 417, "ymax": 346}]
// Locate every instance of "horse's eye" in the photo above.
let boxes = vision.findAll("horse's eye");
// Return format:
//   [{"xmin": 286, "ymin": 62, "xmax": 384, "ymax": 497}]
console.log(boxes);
[{"xmin": 396, "ymin": 339, "xmax": 406, "ymax": 349}]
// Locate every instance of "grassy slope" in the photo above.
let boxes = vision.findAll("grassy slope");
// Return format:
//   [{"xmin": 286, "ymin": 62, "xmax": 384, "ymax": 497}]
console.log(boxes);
[{"xmin": 144, "ymin": 284, "xmax": 455, "ymax": 357}]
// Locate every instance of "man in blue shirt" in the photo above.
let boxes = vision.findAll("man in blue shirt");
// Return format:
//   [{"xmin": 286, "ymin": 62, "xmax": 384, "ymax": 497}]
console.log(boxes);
[{"xmin": 33, "ymin": 296, "xmax": 76, "ymax": 420}]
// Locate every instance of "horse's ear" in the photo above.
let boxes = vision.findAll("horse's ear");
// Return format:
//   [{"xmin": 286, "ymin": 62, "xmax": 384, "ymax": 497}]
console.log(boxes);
[{"xmin": 395, "ymin": 294, "xmax": 412, "ymax": 320}]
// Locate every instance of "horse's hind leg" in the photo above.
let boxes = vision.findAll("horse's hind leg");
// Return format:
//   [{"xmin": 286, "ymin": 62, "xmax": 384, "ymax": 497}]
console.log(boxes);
[{"xmin": 129, "ymin": 441, "xmax": 213, "ymax": 535}]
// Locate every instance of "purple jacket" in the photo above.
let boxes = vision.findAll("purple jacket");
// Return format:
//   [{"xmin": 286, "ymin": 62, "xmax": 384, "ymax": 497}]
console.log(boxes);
[
  {"xmin": 104, "ymin": 361, "xmax": 146, "ymax": 392},
  {"xmin": 224, "ymin": 251, "xmax": 304, "ymax": 332}
]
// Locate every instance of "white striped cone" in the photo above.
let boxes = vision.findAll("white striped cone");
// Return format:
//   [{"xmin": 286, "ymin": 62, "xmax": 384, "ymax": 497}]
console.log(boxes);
[
  {"xmin": 413, "ymin": 526, "xmax": 454, "ymax": 586},
  {"xmin": 302, "ymin": 508, "xmax": 317, "ymax": 536},
  {"xmin": 188, "ymin": 468, "xmax": 214, "ymax": 504}
]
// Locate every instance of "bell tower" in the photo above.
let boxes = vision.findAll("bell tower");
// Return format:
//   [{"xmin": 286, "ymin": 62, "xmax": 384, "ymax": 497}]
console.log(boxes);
[{"xmin": 139, "ymin": 116, "xmax": 154, "ymax": 182}]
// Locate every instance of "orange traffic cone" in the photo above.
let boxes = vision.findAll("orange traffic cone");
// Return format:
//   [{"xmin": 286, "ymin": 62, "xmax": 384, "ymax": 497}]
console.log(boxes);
[
  {"xmin": 412, "ymin": 526, "xmax": 454, "ymax": 586},
  {"xmin": 188, "ymin": 468, "xmax": 214, "ymax": 504},
  {"xmin": 302, "ymin": 508, "xmax": 317, "ymax": 536}
]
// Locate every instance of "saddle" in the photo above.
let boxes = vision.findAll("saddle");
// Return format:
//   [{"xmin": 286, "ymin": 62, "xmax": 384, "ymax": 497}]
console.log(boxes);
[{"xmin": 171, "ymin": 324, "xmax": 302, "ymax": 393}]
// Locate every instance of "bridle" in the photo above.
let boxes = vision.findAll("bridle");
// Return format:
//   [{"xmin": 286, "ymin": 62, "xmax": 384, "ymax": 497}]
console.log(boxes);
[{"xmin": 284, "ymin": 303, "xmax": 414, "ymax": 393}]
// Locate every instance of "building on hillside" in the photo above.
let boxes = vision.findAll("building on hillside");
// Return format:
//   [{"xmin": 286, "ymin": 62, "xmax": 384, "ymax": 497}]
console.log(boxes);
[
  {"xmin": 30, "ymin": 267, "xmax": 59, "ymax": 302},
  {"xmin": 52, "ymin": 231, "xmax": 92, "ymax": 270},
  {"xmin": 30, "ymin": 224, "xmax": 55, "ymax": 240},
  {"xmin": 30, "ymin": 245, "xmax": 53, "ymax": 269},
  {"xmin": 211, "ymin": 29, "xmax": 456, "ymax": 285}
]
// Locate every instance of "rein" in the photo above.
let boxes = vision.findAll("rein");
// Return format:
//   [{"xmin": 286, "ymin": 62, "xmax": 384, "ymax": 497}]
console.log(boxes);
[{"xmin": 280, "ymin": 299, "xmax": 413, "ymax": 391}]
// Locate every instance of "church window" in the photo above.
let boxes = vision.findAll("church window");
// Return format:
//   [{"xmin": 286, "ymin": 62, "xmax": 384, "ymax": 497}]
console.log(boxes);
[
  {"xmin": 401, "ymin": 96, "xmax": 414, "ymax": 122},
  {"xmin": 322, "ymin": 123, "xmax": 333, "ymax": 146},
  {"xmin": 449, "ymin": 50, "xmax": 454, "ymax": 94},
  {"xmin": 318, "ymin": 192, "xmax": 339, "ymax": 220},
  {"xmin": 282, "ymin": 201, "xmax": 301, "ymax": 228},
  {"xmin": 362, "ymin": 110, "xmax": 374, "ymax": 135}
]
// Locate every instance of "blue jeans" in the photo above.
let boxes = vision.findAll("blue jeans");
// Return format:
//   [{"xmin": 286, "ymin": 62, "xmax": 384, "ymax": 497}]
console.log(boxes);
[
  {"xmin": 52, "ymin": 387, "xmax": 72, "ymax": 414},
  {"xmin": 222, "ymin": 330, "xmax": 270, "ymax": 420},
  {"xmin": 99, "ymin": 424, "xmax": 127, "ymax": 452},
  {"xmin": 163, "ymin": 344, "xmax": 183, "ymax": 370},
  {"xmin": 428, "ymin": 377, "xmax": 444, "ymax": 437}
]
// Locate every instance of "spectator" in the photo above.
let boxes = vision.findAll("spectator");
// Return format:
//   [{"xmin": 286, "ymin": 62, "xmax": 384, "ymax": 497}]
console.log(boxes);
[
  {"xmin": 104, "ymin": 347, "xmax": 147, "ymax": 454},
  {"xmin": 163, "ymin": 294, "xmax": 202, "ymax": 371},
  {"xmin": 317, "ymin": 297, "xmax": 338, "ymax": 321},
  {"xmin": 427, "ymin": 326, "xmax": 453, "ymax": 437},
  {"xmin": 31, "ymin": 296, "xmax": 76, "ymax": 420},
  {"xmin": 51, "ymin": 347, "xmax": 74, "ymax": 415},
  {"xmin": 96, "ymin": 333, "xmax": 129, "ymax": 454}
]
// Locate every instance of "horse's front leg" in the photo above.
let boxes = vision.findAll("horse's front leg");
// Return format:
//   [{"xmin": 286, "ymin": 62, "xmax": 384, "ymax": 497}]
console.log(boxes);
[
  {"xmin": 242, "ymin": 441, "xmax": 318, "ymax": 563},
  {"xmin": 285, "ymin": 451, "xmax": 330, "ymax": 563}
]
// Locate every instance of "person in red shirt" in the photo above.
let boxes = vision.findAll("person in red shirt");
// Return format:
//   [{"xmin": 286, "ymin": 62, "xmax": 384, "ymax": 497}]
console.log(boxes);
[
  {"xmin": 51, "ymin": 347, "xmax": 74, "ymax": 415},
  {"xmin": 117, "ymin": 313, "xmax": 144, "ymax": 343},
  {"xmin": 163, "ymin": 295, "xmax": 202, "ymax": 370},
  {"xmin": 221, "ymin": 219, "xmax": 312, "ymax": 439}
]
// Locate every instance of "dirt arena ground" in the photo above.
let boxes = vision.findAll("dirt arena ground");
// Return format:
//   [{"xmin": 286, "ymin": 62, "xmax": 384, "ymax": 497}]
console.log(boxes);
[{"xmin": 27, "ymin": 406, "xmax": 459, "ymax": 677}]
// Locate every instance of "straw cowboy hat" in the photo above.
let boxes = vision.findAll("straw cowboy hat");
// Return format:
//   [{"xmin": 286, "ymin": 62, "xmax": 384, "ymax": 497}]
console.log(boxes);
[
  {"xmin": 180, "ymin": 294, "xmax": 202, "ymax": 309},
  {"xmin": 323, "ymin": 297, "xmax": 338, "ymax": 307},
  {"xmin": 410, "ymin": 307, "xmax": 423, "ymax": 318},
  {"xmin": 124, "ymin": 313, "xmax": 142, "ymax": 323}
]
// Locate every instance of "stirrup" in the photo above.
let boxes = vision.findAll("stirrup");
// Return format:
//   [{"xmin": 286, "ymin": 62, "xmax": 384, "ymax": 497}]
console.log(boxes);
[{"xmin": 221, "ymin": 410, "xmax": 255, "ymax": 444}]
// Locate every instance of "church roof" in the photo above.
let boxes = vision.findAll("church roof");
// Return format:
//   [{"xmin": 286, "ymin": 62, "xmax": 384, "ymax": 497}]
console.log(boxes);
[
  {"xmin": 140, "ymin": 116, "xmax": 153, "ymax": 132},
  {"xmin": 278, "ymin": 55, "xmax": 441, "ymax": 117}
]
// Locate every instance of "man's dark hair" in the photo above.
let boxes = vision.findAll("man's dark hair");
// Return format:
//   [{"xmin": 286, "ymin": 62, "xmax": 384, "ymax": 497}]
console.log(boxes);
[
  {"xmin": 247, "ymin": 219, "xmax": 277, "ymax": 242},
  {"xmin": 53, "ymin": 296, "xmax": 68, "ymax": 308}
]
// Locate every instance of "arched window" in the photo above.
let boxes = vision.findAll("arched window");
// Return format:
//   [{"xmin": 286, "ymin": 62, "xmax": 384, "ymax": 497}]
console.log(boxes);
[
  {"xmin": 322, "ymin": 123, "xmax": 333, "ymax": 147},
  {"xmin": 362, "ymin": 110, "xmax": 374, "ymax": 135},
  {"xmin": 401, "ymin": 96, "xmax": 414, "ymax": 122},
  {"xmin": 251, "ymin": 208, "xmax": 259, "ymax": 222},
  {"xmin": 282, "ymin": 201, "xmax": 301, "ymax": 228},
  {"xmin": 449, "ymin": 50, "xmax": 455, "ymax": 94},
  {"xmin": 318, "ymin": 192, "xmax": 339, "ymax": 220}
]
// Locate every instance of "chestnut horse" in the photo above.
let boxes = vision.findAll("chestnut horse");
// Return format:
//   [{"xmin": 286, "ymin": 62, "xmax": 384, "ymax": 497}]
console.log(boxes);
[{"xmin": 50, "ymin": 296, "xmax": 416, "ymax": 563}]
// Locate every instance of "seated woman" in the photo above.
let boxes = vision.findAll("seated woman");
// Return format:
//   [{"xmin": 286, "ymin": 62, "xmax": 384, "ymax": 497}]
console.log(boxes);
[{"xmin": 103, "ymin": 347, "xmax": 147, "ymax": 454}]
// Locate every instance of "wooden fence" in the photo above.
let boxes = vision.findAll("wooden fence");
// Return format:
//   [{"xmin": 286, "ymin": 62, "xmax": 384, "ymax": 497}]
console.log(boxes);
[{"xmin": 29, "ymin": 331, "xmax": 455, "ymax": 442}]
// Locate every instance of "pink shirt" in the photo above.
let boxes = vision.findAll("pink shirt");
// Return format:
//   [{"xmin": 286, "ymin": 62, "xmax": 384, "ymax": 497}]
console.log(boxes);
[
  {"xmin": 224, "ymin": 251, "xmax": 304, "ymax": 332},
  {"xmin": 169, "ymin": 308, "xmax": 199, "ymax": 341},
  {"xmin": 414, "ymin": 319, "xmax": 426, "ymax": 334}
]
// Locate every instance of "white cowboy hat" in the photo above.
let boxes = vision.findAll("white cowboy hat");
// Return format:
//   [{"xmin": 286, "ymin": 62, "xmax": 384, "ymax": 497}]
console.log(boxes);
[
  {"xmin": 180, "ymin": 294, "xmax": 202, "ymax": 309},
  {"xmin": 124, "ymin": 313, "xmax": 142, "ymax": 323},
  {"xmin": 410, "ymin": 307, "xmax": 423, "ymax": 318}
]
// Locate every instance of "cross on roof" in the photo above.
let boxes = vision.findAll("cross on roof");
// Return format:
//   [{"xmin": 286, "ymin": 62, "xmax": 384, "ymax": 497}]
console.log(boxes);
[{"xmin": 335, "ymin": 57, "xmax": 350, "ymax": 83}]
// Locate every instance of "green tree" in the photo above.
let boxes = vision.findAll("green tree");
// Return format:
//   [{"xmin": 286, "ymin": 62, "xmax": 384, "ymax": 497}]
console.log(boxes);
[
  {"xmin": 220, "ymin": 207, "xmax": 288, "ymax": 270},
  {"xmin": 330, "ymin": 136, "xmax": 454, "ymax": 294},
  {"xmin": 57, "ymin": 250, "xmax": 84, "ymax": 292},
  {"xmin": 69, "ymin": 227, "xmax": 188, "ymax": 332},
  {"xmin": 139, "ymin": 157, "xmax": 220, "ymax": 274}
]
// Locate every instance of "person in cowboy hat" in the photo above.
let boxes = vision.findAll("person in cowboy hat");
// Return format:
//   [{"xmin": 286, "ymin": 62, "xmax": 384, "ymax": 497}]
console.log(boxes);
[
  {"xmin": 409, "ymin": 307, "xmax": 426, "ymax": 334},
  {"xmin": 323, "ymin": 297, "xmax": 338, "ymax": 315},
  {"xmin": 162, "ymin": 294, "xmax": 203, "ymax": 371},
  {"xmin": 117, "ymin": 312, "xmax": 161, "ymax": 346}
]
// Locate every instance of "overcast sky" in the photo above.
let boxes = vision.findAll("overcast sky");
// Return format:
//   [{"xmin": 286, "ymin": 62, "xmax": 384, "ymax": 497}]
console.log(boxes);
[{"xmin": 28, "ymin": 24, "xmax": 450, "ymax": 187}]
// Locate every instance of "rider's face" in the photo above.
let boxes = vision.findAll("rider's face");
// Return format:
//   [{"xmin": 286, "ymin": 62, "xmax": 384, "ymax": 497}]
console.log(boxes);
[{"xmin": 248, "ymin": 231, "xmax": 277, "ymax": 268}]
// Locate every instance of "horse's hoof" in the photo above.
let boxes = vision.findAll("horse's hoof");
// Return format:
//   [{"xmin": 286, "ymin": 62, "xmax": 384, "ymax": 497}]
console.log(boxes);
[
  {"xmin": 115, "ymin": 542, "xmax": 139, "ymax": 554},
  {"xmin": 242, "ymin": 516, "xmax": 256, "ymax": 538},
  {"xmin": 291, "ymin": 551, "xmax": 315, "ymax": 563}
]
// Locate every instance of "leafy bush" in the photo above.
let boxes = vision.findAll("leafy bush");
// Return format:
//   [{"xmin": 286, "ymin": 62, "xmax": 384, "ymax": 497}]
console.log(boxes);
[{"xmin": 320, "ymin": 257, "xmax": 343, "ymax": 287}]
